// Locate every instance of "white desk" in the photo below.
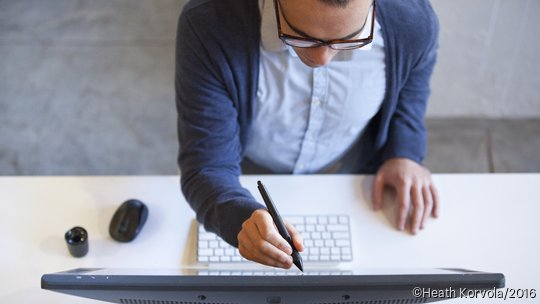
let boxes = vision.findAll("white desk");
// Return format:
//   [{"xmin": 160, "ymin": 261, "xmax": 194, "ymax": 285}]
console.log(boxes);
[{"xmin": 1, "ymin": 174, "xmax": 539, "ymax": 303}]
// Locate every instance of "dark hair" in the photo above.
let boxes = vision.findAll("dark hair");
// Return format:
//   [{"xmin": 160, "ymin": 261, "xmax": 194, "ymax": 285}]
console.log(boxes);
[{"xmin": 318, "ymin": 0, "xmax": 351, "ymax": 8}]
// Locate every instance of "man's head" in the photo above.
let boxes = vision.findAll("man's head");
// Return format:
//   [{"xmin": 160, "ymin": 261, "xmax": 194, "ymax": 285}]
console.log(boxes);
[{"xmin": 276, "ymin": 0, "xmax": 373, "ymax": 68}]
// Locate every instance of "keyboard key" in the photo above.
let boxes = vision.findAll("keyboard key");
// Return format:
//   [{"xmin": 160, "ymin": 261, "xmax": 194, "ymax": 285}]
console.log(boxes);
[
  {"xmin": 306, "ymin": 216, "xmax": 317, "ymax": 224},
  {"xmin": 333, "ymin": 232, "xmax": 349, "ymax": 239},
  {"xmin": 198, "ymin": 248, "xmax": 213, "ymax": 256},
  {"xmin": 199, "ymin": 232, "xmax": 216, "ymax": 241},
  {"xmin": 327, "ymin": 224, "xmax": 348, "ymax": 232},
  {"xmin": 336, "ymin": 239, "xmax": 351, "ymax": 247},
  {"xmin": 286, "ymin": 216, "xmax": 304, "ymax": 224}
]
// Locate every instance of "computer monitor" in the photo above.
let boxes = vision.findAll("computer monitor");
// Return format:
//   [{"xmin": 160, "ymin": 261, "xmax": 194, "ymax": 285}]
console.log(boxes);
[{"xmin": 41, "ymin": 268, "xmax": 504, "ymax": 304}]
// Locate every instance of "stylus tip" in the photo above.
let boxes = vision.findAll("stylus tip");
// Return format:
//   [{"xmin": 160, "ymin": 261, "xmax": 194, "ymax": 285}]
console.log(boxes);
[{"xmin": 292, "ymin": 252, "xmax": 304, "ymax": 272}]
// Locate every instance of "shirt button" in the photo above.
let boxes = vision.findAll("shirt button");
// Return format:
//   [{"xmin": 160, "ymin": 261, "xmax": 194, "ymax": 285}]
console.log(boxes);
[{"xmin": 313, "ymin": 98, "xmax": 321, "ymax": 107}]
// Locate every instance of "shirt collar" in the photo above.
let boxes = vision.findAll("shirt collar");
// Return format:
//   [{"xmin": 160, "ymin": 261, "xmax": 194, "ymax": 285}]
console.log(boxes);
[{"xmin": 259, "ymin": 0, "xmax": 375, "ymax": 60}]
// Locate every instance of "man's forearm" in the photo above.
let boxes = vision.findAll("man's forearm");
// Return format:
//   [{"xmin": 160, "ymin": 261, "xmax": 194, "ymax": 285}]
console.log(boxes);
[{"xmin": 181, "ymin": 168, "xmax": 263, "ymax": 247}]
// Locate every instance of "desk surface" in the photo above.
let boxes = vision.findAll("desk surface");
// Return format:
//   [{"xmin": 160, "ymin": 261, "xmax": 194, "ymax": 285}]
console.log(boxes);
[{"xmin": 1, "ymin": 174, "xmax": 539, "ymax": 303}]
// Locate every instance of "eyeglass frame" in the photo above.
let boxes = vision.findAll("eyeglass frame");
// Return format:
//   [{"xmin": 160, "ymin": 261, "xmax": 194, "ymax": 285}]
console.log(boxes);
[{"xmin": 273, "ymin": 0, "xmax": 376, "ymax": 50}]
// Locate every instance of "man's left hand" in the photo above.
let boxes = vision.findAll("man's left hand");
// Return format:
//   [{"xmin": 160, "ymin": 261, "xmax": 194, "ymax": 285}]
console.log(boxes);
[{"xmin": 372, "ymin": 158, "xmax": 439, "ymax": 234}]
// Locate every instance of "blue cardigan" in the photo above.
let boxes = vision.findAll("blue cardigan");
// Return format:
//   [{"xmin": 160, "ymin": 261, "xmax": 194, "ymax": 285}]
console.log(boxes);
[{"xmin": 175, "ymin": 0, "xmax": 439, "ymax": 246}]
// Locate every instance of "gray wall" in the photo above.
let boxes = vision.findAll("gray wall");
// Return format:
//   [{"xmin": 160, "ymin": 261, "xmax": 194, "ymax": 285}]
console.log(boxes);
[
  {"xmin": 0, "ymin": 0, "xmax": 183, "ymax": 175},
  {"xmin": 429, "ymin": 0, "xmax": 540, "ymax": 118}
]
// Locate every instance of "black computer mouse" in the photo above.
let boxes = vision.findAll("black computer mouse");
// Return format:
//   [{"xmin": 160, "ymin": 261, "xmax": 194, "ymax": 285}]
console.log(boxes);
[{"xmin": 109, "ymin": 199, "xmax": 148, "ymax": 242}]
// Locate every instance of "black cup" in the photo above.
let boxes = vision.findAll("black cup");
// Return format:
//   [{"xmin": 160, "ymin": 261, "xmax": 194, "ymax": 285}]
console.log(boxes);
[{"xmin": 65, "ymin": 226, "xmax": 89, "ymax": 257}]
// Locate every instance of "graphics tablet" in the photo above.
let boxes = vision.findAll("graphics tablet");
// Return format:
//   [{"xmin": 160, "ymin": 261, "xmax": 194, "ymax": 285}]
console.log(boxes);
[{"xmin": 41, "ymin": 267, "xmax": 505, "ymax": 303}]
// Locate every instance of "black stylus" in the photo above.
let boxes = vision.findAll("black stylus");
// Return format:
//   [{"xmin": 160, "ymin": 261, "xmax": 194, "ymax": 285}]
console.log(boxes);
[{"xmin": 257, "ymin": 180, "xmax": 304, "ymax": 272}]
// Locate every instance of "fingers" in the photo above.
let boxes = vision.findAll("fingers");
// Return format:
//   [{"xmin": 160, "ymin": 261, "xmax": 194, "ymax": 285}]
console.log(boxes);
[
  {"xmin": 256, "ymin": 215, "xmax": 293, "ymax": 255},
  {"xmin": 396, "ymin": 183, "xmax": 410, "ymax": 231},
  {"xmin": 375, "ymin": 158, "xmax": 440, "ymax": 234},
  {"xmin": 372, "ymin": 174, "xmax": 385, "ymax": 211},
  {"xmin": 420, "ymin": 185, "xmax": 433, "ymax": 230},
  {"xmin": 285, "ymin": 221, "xmax": 304, "ymax": 252},
  {"xmin": 239, "ymin": 241, "xmax": 292, "ymax": 269},
  {"xmin": 399, "ymin": 178, "xmax": 439, "ymax": 234},
  {"xmin": 237, "ymin": 210, "xmax": 294, "ymax": 269},
  {"xmin": 430, "ymin": 183, "xmax": 440, "ymax": 218},
  {"xmin": 410, "ymin": 184, "xmax": 424, "ymax": 235}
]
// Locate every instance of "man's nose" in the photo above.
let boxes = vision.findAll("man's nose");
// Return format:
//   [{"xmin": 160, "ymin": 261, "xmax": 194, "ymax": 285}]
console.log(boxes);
[{"xmin": 308, "ymin": 46, "xmax": 337, "ymax": 67}]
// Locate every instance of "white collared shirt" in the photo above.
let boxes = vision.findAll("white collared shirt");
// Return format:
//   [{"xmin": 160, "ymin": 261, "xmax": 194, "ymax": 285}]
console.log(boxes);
[{"xmin": 244, "ymin": 0, "xmax": 386, "ymax": 173}]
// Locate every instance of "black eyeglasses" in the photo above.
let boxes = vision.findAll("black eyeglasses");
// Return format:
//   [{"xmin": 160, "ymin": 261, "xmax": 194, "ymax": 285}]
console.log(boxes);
[{"xmin": 273, "ymin": 0, "xmax": 376, "ymax": 50}]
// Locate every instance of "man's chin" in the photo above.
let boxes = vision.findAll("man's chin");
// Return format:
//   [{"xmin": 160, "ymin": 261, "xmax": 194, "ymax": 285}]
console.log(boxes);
[{"xmin": 299, "ymin": 57, "xmax": 323, "ymax": 68}]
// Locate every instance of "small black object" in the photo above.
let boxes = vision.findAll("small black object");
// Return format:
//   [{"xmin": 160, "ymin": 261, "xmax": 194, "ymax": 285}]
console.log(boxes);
[
  {"xmin": 65, "ymin": 226, "xmax": 89, "ymax": 257},
  {"xmin": 109, "ymin": 199, "xmax": 148, "ymax": 242}
]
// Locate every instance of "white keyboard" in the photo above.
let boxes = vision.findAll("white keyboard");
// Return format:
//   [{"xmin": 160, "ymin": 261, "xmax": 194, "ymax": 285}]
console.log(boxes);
[{"xmin": 197, "ymin": 215, "xmax": 353, "ymax": 264}]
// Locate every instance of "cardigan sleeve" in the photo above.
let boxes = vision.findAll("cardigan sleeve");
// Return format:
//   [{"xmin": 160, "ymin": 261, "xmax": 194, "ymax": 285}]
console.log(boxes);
[
  {"xmin": 175, "ymin": 6, "xmax": 264, "ymax": 247},
  {"xmin": 381, "ymin": 3, "xmax": 439, "ymax": 164}
]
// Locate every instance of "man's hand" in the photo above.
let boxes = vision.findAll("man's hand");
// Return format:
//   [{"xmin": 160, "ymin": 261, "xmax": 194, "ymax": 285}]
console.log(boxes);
[
  {"xmin": 237, "ymin": 209, "xmax": 304, "ymax": 269},
  {"xmin": 373, "ymin": 158, "xmax": 439, "ymax": 234}
]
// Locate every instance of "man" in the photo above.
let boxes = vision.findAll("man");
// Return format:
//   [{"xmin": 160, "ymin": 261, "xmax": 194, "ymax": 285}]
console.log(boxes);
[{"xmin": 176, "ymin": 0, "xmax": 439, "ymax": 269}]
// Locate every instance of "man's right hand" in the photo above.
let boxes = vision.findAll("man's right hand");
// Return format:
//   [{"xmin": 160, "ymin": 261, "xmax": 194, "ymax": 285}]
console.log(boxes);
[{"xmin": 237, "ymin": 209, "xmax": 304, "ymax": 269}]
